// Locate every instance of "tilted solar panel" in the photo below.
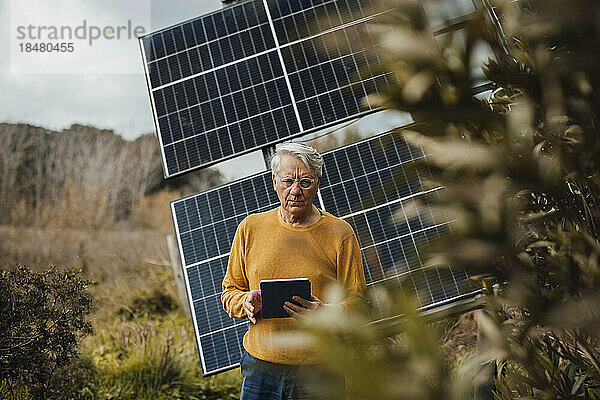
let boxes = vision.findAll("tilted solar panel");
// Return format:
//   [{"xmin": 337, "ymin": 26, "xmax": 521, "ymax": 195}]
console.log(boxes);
[
  {"xmin": 140, "ymin": 0, "xmax": 393, "ymax": 177},
  {"xmin": 171, "ymin": 129, "xmax": 479, "ymax": 375}
]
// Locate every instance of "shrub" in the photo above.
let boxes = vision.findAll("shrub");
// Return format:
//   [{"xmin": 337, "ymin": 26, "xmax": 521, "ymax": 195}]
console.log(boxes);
[{"xmin": 0, "ymin": 266, "xmax": 93, "ymax": 400}]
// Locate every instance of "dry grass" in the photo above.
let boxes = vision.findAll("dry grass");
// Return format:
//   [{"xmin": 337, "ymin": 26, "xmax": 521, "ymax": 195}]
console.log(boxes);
[
  {"xmin": 0, "ymin": 224, "xmax": 174, "ymax": 325},
  {"xmin": 130, "ymin": 190, "xmax": 184, "ymax": 233},
  {"xmin": 10, "ymin": 183, "xmax": 114, "ymax": 229},
  {"xmin": 440, "ymin": 311, "xmax": 478, "ymax": 365},
  {"xmin": 83, "ymin": 314, "xmax": 241, "ymax": 399}
]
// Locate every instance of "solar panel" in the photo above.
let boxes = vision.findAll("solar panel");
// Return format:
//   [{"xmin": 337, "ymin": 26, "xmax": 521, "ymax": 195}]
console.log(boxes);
[
  {"xmin": 171, "ymin": 129, "xmax": 479, "ymax": 376},
  {"xmin": 140, "ymin": 0, "xmax": 394, "ymax": 177}
]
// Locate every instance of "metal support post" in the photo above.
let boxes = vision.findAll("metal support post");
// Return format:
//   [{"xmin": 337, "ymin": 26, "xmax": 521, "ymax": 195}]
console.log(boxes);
[
  {"xmin": 167, "ymin": 234, "xmax": 191, "ymax": 318},
  {"xmin": 262, "ymin": 145, "xmax": 276, "ymax": 171}
]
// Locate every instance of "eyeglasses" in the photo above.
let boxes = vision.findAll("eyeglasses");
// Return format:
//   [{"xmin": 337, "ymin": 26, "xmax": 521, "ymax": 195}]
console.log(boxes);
[{"xmin": 277, "ymin": 175, "xmax": 315, "ymax": 190}]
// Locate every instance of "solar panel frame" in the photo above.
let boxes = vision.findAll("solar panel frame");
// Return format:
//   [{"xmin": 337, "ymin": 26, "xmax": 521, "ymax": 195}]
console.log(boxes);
[
  {"xmin": 171, "ymin": 127, "xmax": 481, "ymax": 376},
  {"xmin": 140, "ymin": 0, "xmax": 395, "ymax": 178}
]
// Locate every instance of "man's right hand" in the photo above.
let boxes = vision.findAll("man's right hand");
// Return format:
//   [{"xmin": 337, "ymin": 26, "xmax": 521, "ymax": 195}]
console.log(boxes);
[{"xmin": 244, "ymin": 290, "xmax": 262, "ymax": 324}]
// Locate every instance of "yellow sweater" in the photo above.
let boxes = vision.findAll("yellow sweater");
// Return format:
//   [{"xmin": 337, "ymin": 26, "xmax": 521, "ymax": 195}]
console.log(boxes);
[{"xmin": 221, "ymin": 207, "xmax": 368, "ymax": 365}]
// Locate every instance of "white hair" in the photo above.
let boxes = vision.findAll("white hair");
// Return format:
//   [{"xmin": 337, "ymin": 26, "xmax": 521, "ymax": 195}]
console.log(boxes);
[{"xmin": 270, "ymin": 142, "xmax": 323, "ymax": 181}]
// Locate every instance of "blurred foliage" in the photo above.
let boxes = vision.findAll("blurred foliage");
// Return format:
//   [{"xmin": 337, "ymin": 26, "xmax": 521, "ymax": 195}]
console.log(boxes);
[
  {"xmin": 302, "ymin": 0, "xmax": 600, "ymax": 398},
  {"xmin": 298, "ymin": 290, "xmax": 474, "ymax": 400},
  {"xmin": 0, "ymin": 266, "xmax": 93, "ymax": 400}
]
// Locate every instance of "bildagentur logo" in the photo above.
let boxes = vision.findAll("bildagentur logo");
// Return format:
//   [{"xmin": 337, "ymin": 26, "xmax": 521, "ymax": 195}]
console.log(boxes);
[{"xmin": 16, "ymin": 19, "xmax": 146, "ymax": 46}]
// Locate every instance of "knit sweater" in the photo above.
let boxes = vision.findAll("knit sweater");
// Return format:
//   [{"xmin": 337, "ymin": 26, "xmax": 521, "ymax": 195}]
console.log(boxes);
[{"xmin": 221, "ymin": 207, "xmax": 368, "ymax": 365}]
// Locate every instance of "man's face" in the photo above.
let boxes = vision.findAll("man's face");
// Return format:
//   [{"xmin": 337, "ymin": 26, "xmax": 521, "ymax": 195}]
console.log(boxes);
[{"xmin": 272, "ymin": 154, "xmax": 320, "ymax": 217}]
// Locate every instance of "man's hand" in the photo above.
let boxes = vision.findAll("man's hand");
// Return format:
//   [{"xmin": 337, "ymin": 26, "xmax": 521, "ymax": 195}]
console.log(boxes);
[
  {"xmin": 283, "ymin": 295, "xmax": 324, "ymax": 318},
  {"xmin": 244, "ymin": 290, "xmax": 262, "ymax": 324}
]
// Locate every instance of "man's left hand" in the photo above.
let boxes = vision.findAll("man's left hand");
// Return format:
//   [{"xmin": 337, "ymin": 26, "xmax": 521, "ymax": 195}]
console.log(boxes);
[{"xmin": 283, "ymin": 295, "xmax": 324, "ymax": 318}]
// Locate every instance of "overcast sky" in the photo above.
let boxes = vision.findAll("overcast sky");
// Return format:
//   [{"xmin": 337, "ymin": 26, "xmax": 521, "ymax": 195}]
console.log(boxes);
[{"xmin": 1, "ymin": 0, "xmax": 224, "ymax": 138}]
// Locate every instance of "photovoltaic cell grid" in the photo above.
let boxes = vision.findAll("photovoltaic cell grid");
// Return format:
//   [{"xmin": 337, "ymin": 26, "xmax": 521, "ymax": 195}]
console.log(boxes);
[
  {"xmin": 282, "ymin": 19, "xmax": 392, "ymax": 131},
  {"xmin": 318, "ymin": 133, "xmax": 476, "ymax": 318},
  {"xmin": 140, "ymin": 0, "xmax": 394, "ymax": 177},
  {"xmin": 267, "ymin": 0, "xmax": 377, "ymax": 45},
  {"xmin": 171, "ymin": 129, "xmax": 479, "ymax": 375}
]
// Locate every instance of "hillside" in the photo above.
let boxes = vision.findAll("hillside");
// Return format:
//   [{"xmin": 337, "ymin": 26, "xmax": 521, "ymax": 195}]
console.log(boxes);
[{"xmin": 0, "ymin": 122, "xmax": 223, "ymax": 228}]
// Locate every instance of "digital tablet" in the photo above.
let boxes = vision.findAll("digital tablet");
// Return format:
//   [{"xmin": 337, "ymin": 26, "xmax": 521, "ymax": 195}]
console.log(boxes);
[{"xmin": 259, "ymin": 278, "xmax": 311, "ymax": 319}]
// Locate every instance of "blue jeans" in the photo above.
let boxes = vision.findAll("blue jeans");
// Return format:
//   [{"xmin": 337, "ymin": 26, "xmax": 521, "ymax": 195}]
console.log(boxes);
[{"xmin": 239, "ymin": 348, "xmax": 345, "ymax": 400}]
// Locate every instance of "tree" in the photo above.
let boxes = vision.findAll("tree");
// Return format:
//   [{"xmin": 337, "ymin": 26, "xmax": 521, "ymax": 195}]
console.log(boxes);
[
  {"xmin": 302, "ymin": 0, "xmax": 600, "ymax": 398},
  {"xmin": 0, "ymin": 267, "xmax": 93, "ymax": 400},
  {"xmin": 0, "ymin": 124, "xmax": 34, "ymax": 221}
]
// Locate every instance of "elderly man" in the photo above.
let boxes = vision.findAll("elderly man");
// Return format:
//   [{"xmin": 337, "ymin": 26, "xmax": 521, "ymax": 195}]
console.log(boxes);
[{"xmin": 221, "ymin": 142, "xmax": 368, "ymax": 400}]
